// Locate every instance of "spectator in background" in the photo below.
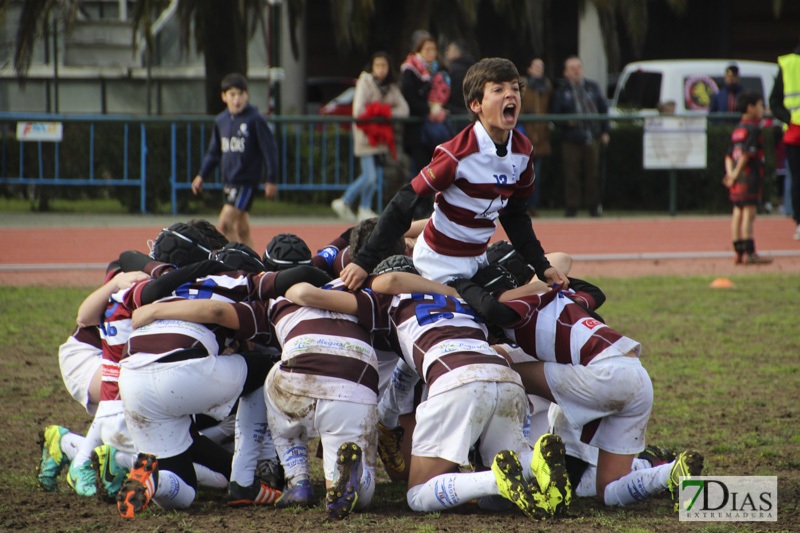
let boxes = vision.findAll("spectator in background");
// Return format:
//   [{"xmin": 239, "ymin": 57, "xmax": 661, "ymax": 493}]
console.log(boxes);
[
  {"xmin": 521, "ymin": 58, "xmax": 553, "ymax": 217},
  {"xmin": 722, "ymin": 91, "xmax": 772, "ymax": 264},
  {"xmin": 444, "ymin": 40, "xmax": 476, "ymax": 115},
  {"xmin": 770, "ymin": 36, "xmax": 800, "ymax": 240},
  {"xmin": 331, "ymin": 52, "xmax": 409, "ymax": 222},
  {"xmin": 401, "ymin": 30, "xmax": 452, "ymax": 220},
  {"xmin": 709, "ymin": 64, "xmax": 743, "ymax": 117},
  {"xmin": 192, "ymin": 73, "xmax": 278, "ymax": 249},
  {"xmin": 550, "ymin": 56, "xmax": 610, "ymax": 217}
]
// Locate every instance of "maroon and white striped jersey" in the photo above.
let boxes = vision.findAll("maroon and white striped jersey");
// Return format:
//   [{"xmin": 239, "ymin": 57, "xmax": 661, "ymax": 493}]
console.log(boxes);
[
  {"xmin": 312, "ymin": 234, "xmax": 352, "ymax": 277},
  {"xmin": 355, "ymin": 285, "xmax": 521, "ymax": 397},
  {"xmin": 124, "ymin": 270, "xmax": 281, "ymax": 369},
  {"xmin": 411, "ymin": 121, "xmax": 534, "ymax": 257},
  {"xmin": 500, "ymin": 289, "xmax": 640, "ymax": 366},
  {"xmin": 99, "ymin": 278, "xmax": 154, "ymax": 401},
  {"xmin": 232, "ymin": 297, "xmax": 378, "ymax": 405}
]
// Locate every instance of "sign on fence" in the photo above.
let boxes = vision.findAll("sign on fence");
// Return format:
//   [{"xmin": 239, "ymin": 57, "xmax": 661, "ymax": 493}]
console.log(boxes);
[
  {"xmin": 643, "ymin": 116, "xmax": 706, "ymax": 169},
  {"xmin": 16, "ymin": 122, "xmax": 63, "ymax": 142}
]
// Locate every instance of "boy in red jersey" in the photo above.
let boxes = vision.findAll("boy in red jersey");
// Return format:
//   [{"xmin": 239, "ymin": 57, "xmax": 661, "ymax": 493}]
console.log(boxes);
[
  {"xmin": 722, "ymin": 91, "xmax": 772, "ymax": 264},
  {"xmin": 340, "ymin": 58, "xmax": 567, "ymax": 289}
]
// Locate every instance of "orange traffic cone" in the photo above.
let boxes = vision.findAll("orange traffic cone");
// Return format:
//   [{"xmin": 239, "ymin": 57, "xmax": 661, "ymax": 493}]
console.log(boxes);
[{"xmin": 709, "ymin": 277, "xmax": 734, "ymax": 289}]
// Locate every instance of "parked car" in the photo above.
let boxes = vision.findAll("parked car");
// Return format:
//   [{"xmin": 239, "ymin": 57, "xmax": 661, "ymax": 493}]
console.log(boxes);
[
  {"xmin": 306, "ymin": 77, "xmax": 356, "ymax": 115},
  {"xmin": 610, "ymin": 59, "xmax": 778, "ymax": 115},
  {"xmin": 318, "ymin": 86, "xmax": 355, "ymax": 118}
]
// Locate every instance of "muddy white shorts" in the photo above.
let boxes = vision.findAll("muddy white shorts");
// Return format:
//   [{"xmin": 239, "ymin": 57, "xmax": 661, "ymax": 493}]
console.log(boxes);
[
  {"xmin": 412, "ymin": 380, "xmax": 529, "ymax": 466},
  {"xmin": 544, "ymin": 355, "xmax": 653, "ymax": 458},
  {"xmin": 93, "ymin": 400, "xmax": 136, "ymax": 454},
  {"xmin": 119, "ymin": 354, "xmax": 247, "ymax": 458},
  {"xmin": 412, "ymin": 232, "xmax": 488, "ymax": 283},
  {"xmin": 58, "ymin": 336, "xmax": 102, "ymax": 415},
  {"xmin": 265, "ymin": 366, "xmax": 378, "ymax": 482}
]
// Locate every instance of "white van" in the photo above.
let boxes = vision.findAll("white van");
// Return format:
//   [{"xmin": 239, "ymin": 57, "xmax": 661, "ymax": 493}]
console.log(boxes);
[{"xmin": 610, "ymin": 59, "xmax": 779, "ymax": 115}]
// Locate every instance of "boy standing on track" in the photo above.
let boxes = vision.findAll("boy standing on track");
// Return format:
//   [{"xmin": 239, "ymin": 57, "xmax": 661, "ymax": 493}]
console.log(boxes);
[
  {"xmin": 722, "ymin": 91, "xmax": 773, "ymax": 265},
  {"xmin": 340, "ymin": 58, "xmax": 568, "ymax": 290},
  {"xmin": 192, "ymin": 73, "xmax": 279, "ymax": 250}
]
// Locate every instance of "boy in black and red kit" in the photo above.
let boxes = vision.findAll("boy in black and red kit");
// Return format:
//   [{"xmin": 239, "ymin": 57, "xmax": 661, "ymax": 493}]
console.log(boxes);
[
  {"xmin": 193, "ymin": 73, "xmax": 279, "ymax": 251},
  {"xmin": 722, "ymin": 91, "xmax": 773, "ymax": 265}
]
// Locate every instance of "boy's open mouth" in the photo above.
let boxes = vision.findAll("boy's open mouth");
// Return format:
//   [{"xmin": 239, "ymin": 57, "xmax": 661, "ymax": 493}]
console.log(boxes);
[{"xmin": 503, "ymin": 103, "xmax": 516, "ymax": 119}]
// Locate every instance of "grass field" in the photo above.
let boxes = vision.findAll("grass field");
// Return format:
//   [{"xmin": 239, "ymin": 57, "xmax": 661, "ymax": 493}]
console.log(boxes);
[{"xmin": 1, "ymin": 274, "xmax": 798, "ymax": 532}]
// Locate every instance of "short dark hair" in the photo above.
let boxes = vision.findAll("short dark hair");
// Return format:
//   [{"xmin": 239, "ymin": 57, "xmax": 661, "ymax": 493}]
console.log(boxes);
[
  {"xmin": 348, "ymin": 217, "xmax": 405, "ymax": 259},
  {"xmin": 736, "ymin": 90, "xmax": 762, "ymax": 114},
  {"xmin": 462, "ymin": 58, "xmax": 523, "ymax": 122},
  {"xmin": 726, "ymin": 64, "xmax": 739, "ymax": 77},
  {"xmin": 221, "ymin": 73, "xmax": 248, "ymax": 92}
]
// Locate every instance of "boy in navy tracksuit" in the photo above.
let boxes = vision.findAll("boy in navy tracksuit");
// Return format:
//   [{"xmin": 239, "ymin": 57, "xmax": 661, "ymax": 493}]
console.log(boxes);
[{"xmin": 193, "ymin": 73, "xmax": 279, "ymax": 250}]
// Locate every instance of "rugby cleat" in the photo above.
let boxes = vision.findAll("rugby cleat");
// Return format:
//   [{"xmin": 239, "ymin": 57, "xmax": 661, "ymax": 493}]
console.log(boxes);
[
  {"xmin": 491, "ymin": 449, "xmax": 551, "ymax": 521},
  {"xmin": 530, "ymin": 433, "xmax": 572, "ymax": 515},
  {"xmin": 227, "ymin": 480, "xmax": 282, "ymax": 507},
  {"xmin": 255, "ymin": 458, "xmax": 285, "ymax": 491},
  {"xmin": 37, "ymin": 425, "xmax": 70, "ymax": 492},
  {"xmin": 638, "ymin": 444, "xmax": 677, "ymax": 468},
  {"xmin": 117, "ymin": 453, "xmax": 158, "ymax": 519},
  {"xmin": 326, "ymin": 442, "xmax": 363, "ymax": 520},
  {"xmin": 377, "ymin": 422, "xmax": 405, "ymax": 474},
  {"xmin": 91, "ymin": 444, "xmax": 129, "ymax": 502},
  {"xmin": 668, "ymin": 450, "xmax": 704, "ymax": 511},
  {"xmin": 67, "ymin": 459, "xmax": 98, "ymax": 497},
  {"xmin": 275, "ymin": 479, "xmax": 314, "ymax": 508}
]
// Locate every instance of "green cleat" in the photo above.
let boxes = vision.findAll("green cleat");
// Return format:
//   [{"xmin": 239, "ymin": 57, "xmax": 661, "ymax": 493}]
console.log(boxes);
[
  {"xmin": 668, "ymin": 450, "xmax": 704, "ymax": 511},
  {"xmin": 92, "ymin": 444, "xmax": 129, "ymax": 502},
  {"xmin": 530, "ymin": 433, "xmax": 572, "ymax": 515},
  {"xmin": 67, "ymin": 459, "xmax": 98, "ymax": 497},
  {"xmin": 37, "ymin": 425, "xmax": 70, "ymax": 492},
  {"xmin": 491, "ymin": 449, "xmax": 551, "ymax": 521}
]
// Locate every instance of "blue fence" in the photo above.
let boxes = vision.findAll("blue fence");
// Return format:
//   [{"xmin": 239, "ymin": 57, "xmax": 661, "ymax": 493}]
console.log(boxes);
[
  {"xmin": 1, "ymin": 112, "xmax": 749, "ymax": 215},
  {"xmin": 1, "ymin": 114, "xmax": 148, "ymax": 212}
]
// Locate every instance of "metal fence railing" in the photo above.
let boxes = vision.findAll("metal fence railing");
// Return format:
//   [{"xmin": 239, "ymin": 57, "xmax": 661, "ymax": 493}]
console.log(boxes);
[{"xmin": 1, "ymin": 111, "xmax": 760, "ymax": 216}]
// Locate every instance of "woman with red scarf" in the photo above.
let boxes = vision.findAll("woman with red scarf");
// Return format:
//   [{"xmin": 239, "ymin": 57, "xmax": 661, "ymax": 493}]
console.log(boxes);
[
  {"xmin": 332, "ymin": 52, "xmax": 409, "ymax": 222},
  {"xmin": 400, "ymin": 31, "xmax": 452, "ymax": 220}
]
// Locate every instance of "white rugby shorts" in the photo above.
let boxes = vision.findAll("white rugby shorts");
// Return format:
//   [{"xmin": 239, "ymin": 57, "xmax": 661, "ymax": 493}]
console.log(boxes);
[
  {"xmin": 265, "ymin": 365, "xmax": 378, "ymax": 482},
  {"xmin": 58, "ymin": 336, "xmax": 102, "ymax": 415},
  {"xmin": 411, "ymin": 380, "xmax": 529, "ymax": 467},
  {"xmin": 119, "ymin": 354, "xmax": 247, "ymax": 458},
  {"xmin": 544, "ymin": 355, "xmax": 653, "ymax": 458},
  {"xmin": 412, "ymin": 232, "xmax": 488, "ymax": 283}
]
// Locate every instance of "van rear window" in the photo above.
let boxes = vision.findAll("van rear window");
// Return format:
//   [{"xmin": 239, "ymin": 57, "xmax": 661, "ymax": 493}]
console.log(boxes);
[
  {"xmin": 711, "ymin": 76, "xmax": 765, "ymax": 98},
  {"xmin": 617, "ymin": 72, "xmax": 662, "ymax": 109}
]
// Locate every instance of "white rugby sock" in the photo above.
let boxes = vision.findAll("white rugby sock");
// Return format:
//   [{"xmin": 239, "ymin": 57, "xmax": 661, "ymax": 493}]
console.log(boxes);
[
  {"xmin": 631, "ymin": 457, "xmax": 653, "ymax": 470},
  {"xmin": 72, "ymin": 418, "xmax": 103, "ymax": 466},
  {"xmin": 350, "ymin": 466, "xmax": 376, "ymax": 511},
  {"xmin": 407, "ymin": 471, "xmax": 497, "ymax": 512},
  {"xmin": 576, "ymin": 464, "xmax": 598, "ymax": 497},
  {"xmin": 603, "ymin": 463, "xmax": 671, "ymax": 506},
  {"xmin": 194, "ymin": 463, "xmax": 228, "ymax": 489},
  {"xmin": 114, "ymin": 449, "xmax": 135, "ymax": 471},
  {"xmin": 258, "ymin": 425, "xmax": 278, "ymax": 461},
  {"xmin": 152, "ymin": 469, "xmax": 196, "ymax": 509},
  {"xmin": 378, "ymin": 359, "xmax": 418, "ymax": 428},
  {"xmin": 280, "ymin": 444, "xmax": 310, "ymax": 486},
  {"xmin": 230, "ymin": 387, "xmax": 268, "ymax": 487},
  {"xmin": 60, "ymin": 432, "xmax": 85, "ymax": 462}
]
